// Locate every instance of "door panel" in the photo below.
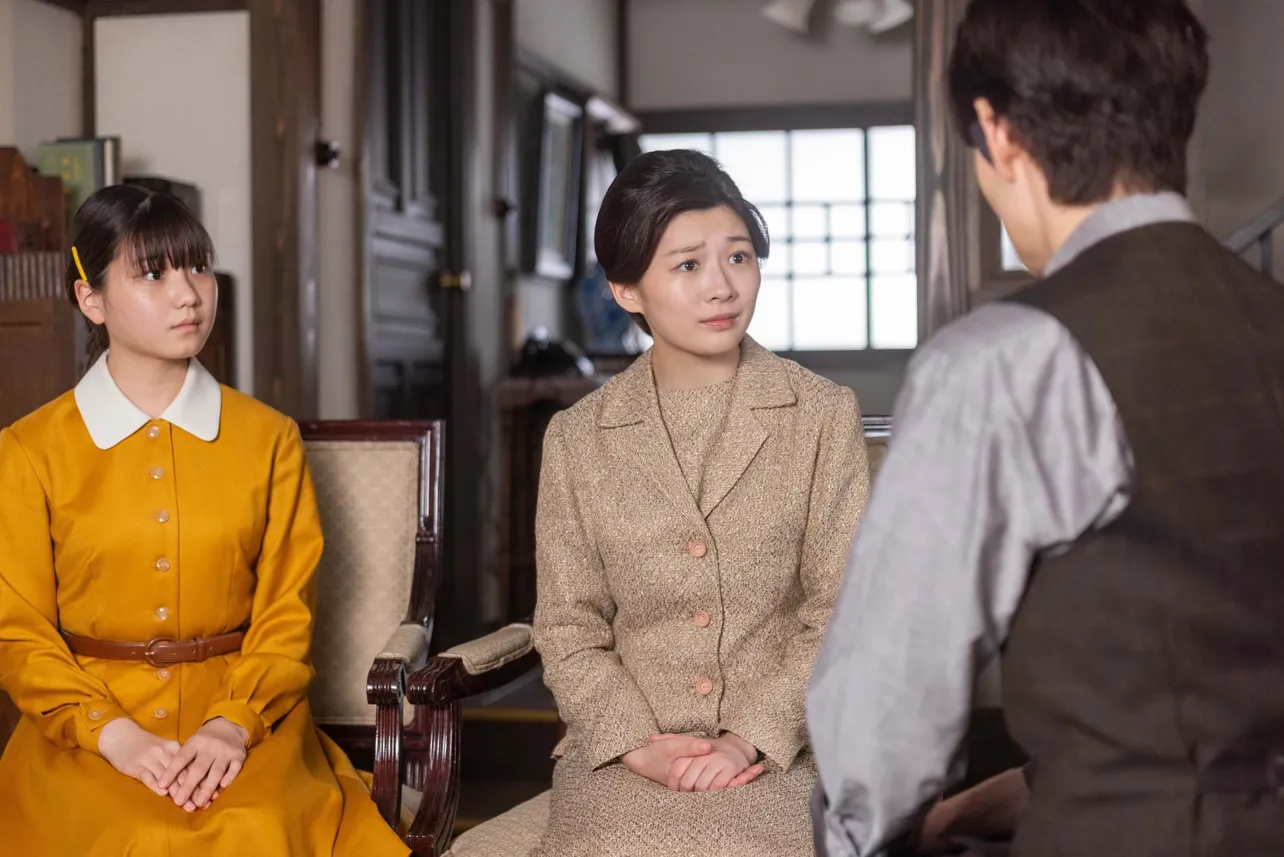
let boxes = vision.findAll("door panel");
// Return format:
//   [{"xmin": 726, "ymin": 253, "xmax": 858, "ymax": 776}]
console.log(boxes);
[{"xmin": 362, "ymin": 0, "xmax": 451, "ymax": 420}]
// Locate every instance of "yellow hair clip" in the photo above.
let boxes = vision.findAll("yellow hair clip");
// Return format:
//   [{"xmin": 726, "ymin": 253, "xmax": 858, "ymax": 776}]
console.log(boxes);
[{"xmin": 71, "ymin": 245, "xmax": 89, "ymax": 283}]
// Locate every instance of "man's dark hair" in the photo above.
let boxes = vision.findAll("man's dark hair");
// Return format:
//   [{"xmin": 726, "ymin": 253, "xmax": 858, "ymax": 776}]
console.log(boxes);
[
  {"xmin": 595, "ymin": 149, "xmax": 769, "ymax": 335},
  {"xmin": 947, "ymin": 0, "xmax": 1209, "ymax": 205}
]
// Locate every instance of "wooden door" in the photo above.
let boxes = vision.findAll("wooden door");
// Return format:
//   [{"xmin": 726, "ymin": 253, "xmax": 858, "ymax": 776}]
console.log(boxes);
[{"xmin": 361, "ymin": 0, "xmax": 457, "ymax": 420}]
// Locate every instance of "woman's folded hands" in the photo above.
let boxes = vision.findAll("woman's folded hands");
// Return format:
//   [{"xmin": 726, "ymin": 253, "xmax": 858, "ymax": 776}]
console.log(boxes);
[{"xmin": 622, "ymin": 732, "xmax": 765, "ymax": 792}]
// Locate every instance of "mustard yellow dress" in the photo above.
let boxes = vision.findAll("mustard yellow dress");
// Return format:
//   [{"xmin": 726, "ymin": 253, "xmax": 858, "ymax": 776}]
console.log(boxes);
[{"xmin": 0, "ymin": 355, "xmax": 409, "ymax": 856}]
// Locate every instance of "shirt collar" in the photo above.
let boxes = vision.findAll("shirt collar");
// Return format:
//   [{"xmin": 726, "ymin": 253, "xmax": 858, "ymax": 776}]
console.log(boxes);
[
  {"xmin": 74, "ymin": 352, "xmax": 222, "ymax": 450},
  {"xmin": 1043, "ymin": 191, "xmax": 1197, "ymax": 277}
]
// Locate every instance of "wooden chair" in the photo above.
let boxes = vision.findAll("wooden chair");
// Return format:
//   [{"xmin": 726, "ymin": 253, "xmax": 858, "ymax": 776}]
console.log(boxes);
[
  {"xmin": 298, "ymin": 419, "xmax": 445, "ymax": 835},
  {"xmin": 385, "ymin": 417, "xmax": 894, "ymax": 857}
]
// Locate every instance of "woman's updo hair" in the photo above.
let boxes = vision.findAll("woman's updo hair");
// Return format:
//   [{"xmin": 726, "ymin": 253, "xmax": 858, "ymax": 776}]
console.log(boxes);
[
  {"xmin": 66, "ymin": 184, "xmax": 215, "ymax": 362},
  {"xmin": 594, "ymin": 149, "xmax": 770, "ymax": 335}
]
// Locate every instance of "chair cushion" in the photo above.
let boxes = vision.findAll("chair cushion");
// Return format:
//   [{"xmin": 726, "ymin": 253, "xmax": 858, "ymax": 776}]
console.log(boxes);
[
  {"xmin": 305, "ymin": 439, "xmax": 423, "ymax": 726},
  {"xmin": 441, "ymin": 624, "xmax": 534, "ymax": 675},
  {"xmin": 445, "ymin": 791, "xmax": 550, "ymax": 857}
]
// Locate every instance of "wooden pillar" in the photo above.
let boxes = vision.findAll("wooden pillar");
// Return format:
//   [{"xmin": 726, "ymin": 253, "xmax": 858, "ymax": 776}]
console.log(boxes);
[
  {"xmin": 914, "ymin": 0, "xmax": 1030, "ymax": 342},
  {"xmin": 249, "ymin": 0, "xmax": 321, "ymax": 418}
]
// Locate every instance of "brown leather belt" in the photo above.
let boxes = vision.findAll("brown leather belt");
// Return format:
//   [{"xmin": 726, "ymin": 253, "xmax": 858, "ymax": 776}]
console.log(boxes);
[{"xmin": 62, "ymin": 630, "xmax": 245, "ymax": 667}]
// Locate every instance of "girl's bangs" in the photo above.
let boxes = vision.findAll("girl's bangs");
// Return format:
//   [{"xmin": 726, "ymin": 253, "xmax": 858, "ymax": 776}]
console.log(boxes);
[{"xmin": 120, "ymin": 196, "xmax": 215, "ymax": 276}]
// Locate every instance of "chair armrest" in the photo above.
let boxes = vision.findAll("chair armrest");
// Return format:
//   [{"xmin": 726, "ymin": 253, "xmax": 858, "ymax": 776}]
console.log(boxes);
[
  {"xmin": 375, "ymin": 621, "xmax": 433, "ymax": 670},
  {"xmin": 402, "ymin": 622, "xmax": 543, "ymax": 855},
  {"xmin": 365, "ymin": 621, "xmax": 431, "ymax": 831},
  {"xmin": 407, "ymin": 622, "xmax": 539, "ymax": 706}
]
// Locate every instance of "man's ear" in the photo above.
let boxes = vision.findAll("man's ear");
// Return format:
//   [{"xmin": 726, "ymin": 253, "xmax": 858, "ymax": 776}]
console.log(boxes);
[
  {"xmin": 608, "ymin": 280, "xmax": 641, "ymax": 314},
  {"xmin": 74, "ymin": 280, "xmax": 106, "ymax": 325},
  {"xmin": 973, "ymin": 97, "xmax": 1023, "ymax": 183}
]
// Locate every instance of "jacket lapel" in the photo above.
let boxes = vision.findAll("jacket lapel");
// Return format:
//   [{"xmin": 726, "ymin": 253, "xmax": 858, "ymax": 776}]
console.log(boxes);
[
  {"xmin": 596, "ymin": 339, "xmax": 797, "ymax": 524},
  {"xmin": 697, "ymin": 339, "xmax": 795, "ymax": 517},
  {"xmin": 597, "ymin": 351, "xmax": 705, "ymax": 529}
]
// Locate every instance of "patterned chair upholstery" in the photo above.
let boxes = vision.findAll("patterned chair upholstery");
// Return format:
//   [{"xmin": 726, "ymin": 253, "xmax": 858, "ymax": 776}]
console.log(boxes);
[
  {"xmin": 408, "ymin": 417, "xmax": 895, "ymax": 857},
  {"xmin": 298, "ymin": 420, "xmax": 445, "ymax": 839}
]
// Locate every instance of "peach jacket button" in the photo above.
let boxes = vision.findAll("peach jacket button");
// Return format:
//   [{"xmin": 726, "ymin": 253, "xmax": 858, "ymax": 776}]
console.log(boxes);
[
  {"xmin": 687, "ymin": 540, "xmax": 708, "ymax": 558},
  {"xmin": 695, "ymin": 678, "xmax": 714, "ymax": 696},
  {"xmin": 694, "ymin": 610, "xmax": 712, "ymax": 628}
]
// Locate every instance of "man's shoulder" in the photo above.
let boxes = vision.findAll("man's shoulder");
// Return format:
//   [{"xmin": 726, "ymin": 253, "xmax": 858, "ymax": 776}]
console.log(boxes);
[{"xmin": 912, "ymin": 301, "xmax": 1078, "ymax": 384}]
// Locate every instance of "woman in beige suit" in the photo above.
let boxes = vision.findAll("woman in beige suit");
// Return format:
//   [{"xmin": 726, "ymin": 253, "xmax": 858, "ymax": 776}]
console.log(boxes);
[{"xmin": 532, "ymin": 149, "xmax": 872, "ymax": 857}]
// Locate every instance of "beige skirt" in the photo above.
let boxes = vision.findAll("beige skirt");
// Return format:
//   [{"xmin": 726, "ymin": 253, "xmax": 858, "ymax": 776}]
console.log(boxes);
[{"xmin": 531, "ymin": 744, "xmax": 818, "ymax": 857}]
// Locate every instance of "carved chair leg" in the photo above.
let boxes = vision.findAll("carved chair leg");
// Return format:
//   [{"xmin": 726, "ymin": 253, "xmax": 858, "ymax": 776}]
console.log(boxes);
[
  {"xmin": 405, "ymin": 700, "xmax": 462, "ymax": 857},
  {"xmin": 369, "ymin": 658, "xmax": 407, "ymax": 828}
]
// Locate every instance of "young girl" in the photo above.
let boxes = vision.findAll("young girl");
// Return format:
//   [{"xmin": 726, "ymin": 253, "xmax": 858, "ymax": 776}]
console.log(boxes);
[
  {"xmin": 0, "ymin": 185, "xmax": 408, "ymax": 856},
  {"xmin": 531, "ymin": 150, "xmax": 872, "ymax": 856}
]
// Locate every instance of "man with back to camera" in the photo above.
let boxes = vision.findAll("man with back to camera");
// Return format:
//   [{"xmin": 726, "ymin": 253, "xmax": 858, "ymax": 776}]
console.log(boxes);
[{"xmin": 806, "ymin": 1, "xmax": 1284, "ymax": 855}]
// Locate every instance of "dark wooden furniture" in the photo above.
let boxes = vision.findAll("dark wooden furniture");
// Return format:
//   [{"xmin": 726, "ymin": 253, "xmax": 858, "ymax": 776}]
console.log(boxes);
[
  {"xmin": 201, "ymin": 272, "xmax": 237, "ymax": 386},
  {"xmin": 297, "ymin": 420, "xmax": 445, "ymax": 833},
  {"xmin": 0, "ymin": 254, "xmax": 81, "ymax": 430},
  {"xmin": 494, "ymin": 374, "xmax": 607, "ymax": 623},
  {"xmin": 0, "ymin": 146, "xmax": 66, "ymax": 252},
  {"xmin": 404, "ymin": 624, "xmax": 542, "ymax": 856}
]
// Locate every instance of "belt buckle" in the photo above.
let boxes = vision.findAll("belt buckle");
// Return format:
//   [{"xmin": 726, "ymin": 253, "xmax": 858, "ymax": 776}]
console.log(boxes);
[{"xmin": 144, "ymin": 637, "xmax": 177, "ymax": 667}]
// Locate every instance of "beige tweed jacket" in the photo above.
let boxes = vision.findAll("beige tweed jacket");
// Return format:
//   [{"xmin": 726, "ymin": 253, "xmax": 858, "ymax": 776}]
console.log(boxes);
[{"xmin": 531, "ymin": 338, "xmax": 871, "ymax": 857}]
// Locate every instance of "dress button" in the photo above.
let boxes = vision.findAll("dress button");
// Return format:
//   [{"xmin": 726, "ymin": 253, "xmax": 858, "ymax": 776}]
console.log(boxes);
[
  {"xmin": 149, "ymin": 467, "xmax": 164, "ymax": 480},
  {"xmin": 695, "ymin": 678, "xmax": 714, "ymax": 696},
  {"xmin": 147, "ymin": 425, "xmax": 161, "ymax": 439},
  {"xmin": 155, "ymin": 510, "xmax": 170, "ymax": 524},
  {"xmin": 687, "ymin": 540, "xmax": 708, "ymax": 558},
  {"xmin": 156, "ymin": 668, "xmax": 172, "ymax": 681},
  {"xmin": 152, "ymin": 708, "xmax": 168, "ymax": 719},
  {"xmin": 694, "ymin": 610, "xmax": 712, "ymax": 628},
  {"xmin": 156, "ymin": 607, "xmax": 169, "ymax": 621},
  {"xmin": 87, "ymin": 709, "xmax": 102, "ymax": 721},
  {"xmin": 155, "ymin": 558, "xmax": 171, "ymax": 572}
]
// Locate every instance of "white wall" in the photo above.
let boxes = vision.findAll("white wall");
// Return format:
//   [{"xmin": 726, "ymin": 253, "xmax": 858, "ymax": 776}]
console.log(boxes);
[
  {"xmin": 515, "ymin": 0, "xmax": 618, "ymax": 97},
  {"xmin": 317, "ymin": 0, "xmax": 361, "ymax": 419},
  {"xmin": 95, "ymin": 13, "xmax": 254, "ymax": 394},
  {"xmin": 0, "ymin": 0, "xmax": 82, "ymax": 163},
  {"xmin": 628, "ymin": 0, "xmax": 912, "ymax": 110}
]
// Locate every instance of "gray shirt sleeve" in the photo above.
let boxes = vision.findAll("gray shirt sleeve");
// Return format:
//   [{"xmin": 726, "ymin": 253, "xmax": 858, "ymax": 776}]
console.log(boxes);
[{"xmin": 805, "ymin": 302, "xmax": 1133, "ymax": 857}]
